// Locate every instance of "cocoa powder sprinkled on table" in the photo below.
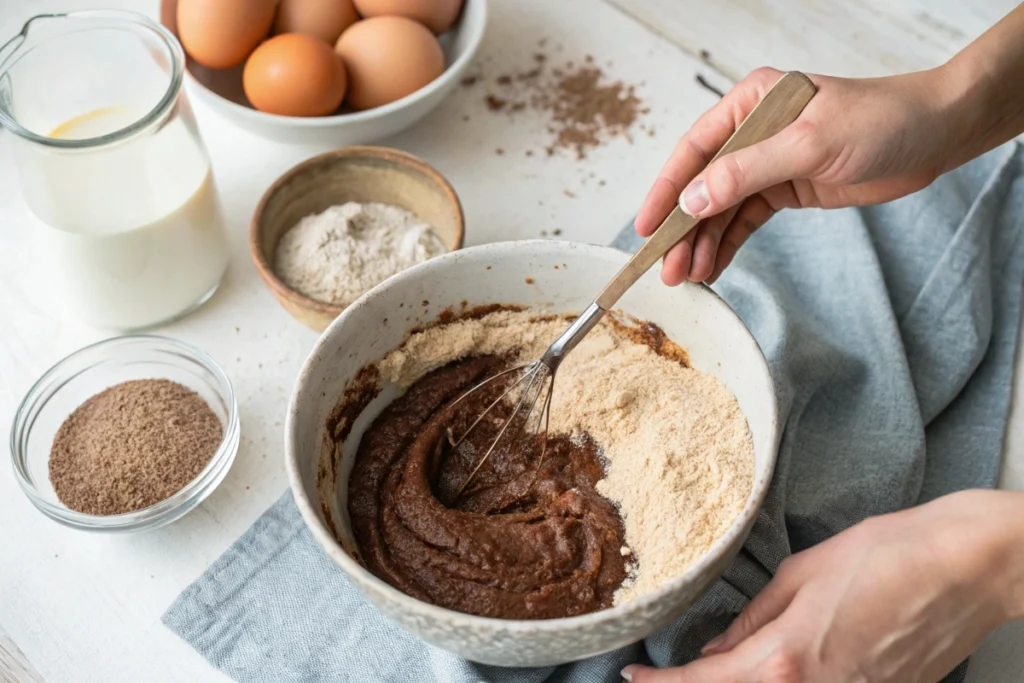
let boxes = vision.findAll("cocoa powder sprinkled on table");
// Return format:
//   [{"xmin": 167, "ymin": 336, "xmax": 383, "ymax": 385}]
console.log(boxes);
[
  {"xmin": 49, "ymin": 379, "xmax": 222, "ymax": 516},
  {"xmin": 466, "ymin": 49, "xmax": 646, "ymax": 159}
]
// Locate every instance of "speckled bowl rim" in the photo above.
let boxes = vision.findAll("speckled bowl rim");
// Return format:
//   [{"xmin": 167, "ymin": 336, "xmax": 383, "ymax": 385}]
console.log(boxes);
[{"xmin": 286, "ymin": 240, "xmax": 779, "ymax": 634}]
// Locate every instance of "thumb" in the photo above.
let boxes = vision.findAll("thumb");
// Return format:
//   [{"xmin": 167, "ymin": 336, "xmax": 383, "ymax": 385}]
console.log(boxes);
[
  {"xmin": 621, "ymin": 632, "xmax": 767, "ymax": 682},
  {"xmin": 679, "ymin": 121, "xmax": 821, "ymax": 218},
  {"xmin": 701, "ymin": 558, "xmax": 804, "ymax": 656}
]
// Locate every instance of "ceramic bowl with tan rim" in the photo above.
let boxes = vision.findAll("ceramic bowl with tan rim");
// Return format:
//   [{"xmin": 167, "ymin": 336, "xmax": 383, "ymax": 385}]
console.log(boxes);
[
  {"xmin": 251, "ymin": 146, "xmax": 464, "ymax": 332},
  {"xmin": 285, "ymin": 240, "xmax": 781, "ymax": 666}
]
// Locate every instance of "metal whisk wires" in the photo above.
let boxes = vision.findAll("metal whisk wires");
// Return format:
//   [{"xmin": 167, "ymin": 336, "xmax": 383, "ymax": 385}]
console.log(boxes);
[
  {"xmin": 449, "ymin": 302, "xmax": 606, "ymax": 497},
  {"xmin": 448, "ymin": 360, "xmax": 554, "ymax": 499}
]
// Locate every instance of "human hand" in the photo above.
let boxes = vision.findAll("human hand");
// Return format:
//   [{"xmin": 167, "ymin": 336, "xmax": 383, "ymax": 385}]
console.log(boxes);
[
  {"xmin": 622, "ymin": 489, "xmax": 1024, "ymax": 683},
  {"xmin": 637, "ymin": 65, "xmax": 966, "ymax": 285}
]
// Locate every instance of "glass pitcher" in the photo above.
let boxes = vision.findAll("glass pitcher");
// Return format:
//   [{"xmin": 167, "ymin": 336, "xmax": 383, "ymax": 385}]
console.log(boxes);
[{"xmin": 0, "ymin": 10, "xmax": 229, "ymax": 330}]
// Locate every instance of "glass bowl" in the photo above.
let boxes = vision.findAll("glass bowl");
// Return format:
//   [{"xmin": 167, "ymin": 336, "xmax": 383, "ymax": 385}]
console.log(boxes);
[{"xmin": 10, "ymin": 335, "xmax": 240, "ymax": 532}]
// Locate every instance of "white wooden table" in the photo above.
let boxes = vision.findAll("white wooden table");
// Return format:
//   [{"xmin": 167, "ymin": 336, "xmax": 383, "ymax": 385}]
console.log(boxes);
[{"xmin": 1, "ymin": 0, "xmax": 1021, "ymax": 681}]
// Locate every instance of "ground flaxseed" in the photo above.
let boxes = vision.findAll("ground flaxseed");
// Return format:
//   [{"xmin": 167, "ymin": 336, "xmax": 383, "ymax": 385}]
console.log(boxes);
[{"xmin": 49, "ymin": 378, "xmax": 222, "ymax": 516}]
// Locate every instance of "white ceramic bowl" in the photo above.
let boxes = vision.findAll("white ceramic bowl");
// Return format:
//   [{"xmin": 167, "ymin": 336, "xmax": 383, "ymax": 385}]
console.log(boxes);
[
  {"xmin": 161, "ymin": 0, "xmax": 487, "ymax": 146},
  {"xmin": 286, "ymin": 241, "xmax": 780, "ymax": 666}
]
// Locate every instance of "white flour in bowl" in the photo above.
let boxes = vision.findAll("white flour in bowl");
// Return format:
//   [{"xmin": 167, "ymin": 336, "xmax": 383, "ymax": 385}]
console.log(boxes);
[{"xmin": 273, "ymin": 202, "xmax": 448, "ymax": 308}]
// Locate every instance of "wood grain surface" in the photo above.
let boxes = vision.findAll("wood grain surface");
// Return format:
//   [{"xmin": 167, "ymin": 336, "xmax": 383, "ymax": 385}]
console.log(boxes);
[
  {"xmin": 0, "ymin": 1, "xmax": 1020, "ymax": 682},
  {"xmin": 0, "ymin": 629, "xmax": 44, "ymax": 683}
]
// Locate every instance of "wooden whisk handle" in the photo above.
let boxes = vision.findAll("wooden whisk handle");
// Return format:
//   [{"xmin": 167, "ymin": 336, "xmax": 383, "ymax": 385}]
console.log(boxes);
[{"xmin": 595, "ymin": 71, "xmax": 817, "ymax": 310}]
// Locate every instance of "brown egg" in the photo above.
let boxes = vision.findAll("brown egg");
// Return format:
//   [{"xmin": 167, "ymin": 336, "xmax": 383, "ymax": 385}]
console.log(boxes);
[
  {"xmin": 177, "ymin": 0, "xmax": 278, "ymax": 69},
  {"xmin": 334, "ymin": 17, "xmax": 444, "ymax": 110},
  {"xmin": 243, "ymin": 34, "xmax": 347, "ymax": 116},
  {"xmin": 352, "ymin": 0, "xmax": 463, "ymax": 34},
  {"xmin": 273, "ymin": 0, "xmax": 359, "ymax": 45}
]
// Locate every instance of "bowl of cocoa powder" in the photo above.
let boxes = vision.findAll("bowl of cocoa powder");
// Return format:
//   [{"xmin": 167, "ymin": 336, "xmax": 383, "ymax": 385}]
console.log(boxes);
[{"xmin": 10, "ymin": 335, "xmax": 240, "ymax": 532}]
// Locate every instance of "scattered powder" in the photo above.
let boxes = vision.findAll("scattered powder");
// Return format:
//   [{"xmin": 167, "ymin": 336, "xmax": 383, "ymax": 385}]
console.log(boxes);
[
  {"xmin": 274, "ymin": 202, "xmax": 447, "ymax": 308},
  {"xmin": 49, "ymin": 379, "xmax": 223, "ymax": 516},
  {"xmin": 378, "ymin": 309, "xmax": 753, "ymax": 604},
  {"xmin": 463, "ymin": 51, "xmax": 646, "ymax": 159}
]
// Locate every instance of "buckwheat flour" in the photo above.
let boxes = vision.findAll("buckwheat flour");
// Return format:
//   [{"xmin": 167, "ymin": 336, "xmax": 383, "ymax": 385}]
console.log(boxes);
[
  {"xmin": 378, "ymin": 309, "xmax": 753, "ymax": 604},
  {"xmin": 274, "ymin": 202, "xmax": 448, "ymax": 308},
  {"xmin": 49, "ymin": 379, "xmax": 222, "ymax": 516}
]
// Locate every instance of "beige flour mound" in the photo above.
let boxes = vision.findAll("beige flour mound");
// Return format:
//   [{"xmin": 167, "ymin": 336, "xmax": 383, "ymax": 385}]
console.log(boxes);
[
  {"xmin": 274, "ymin": 202, "xmax": 447, "ymax": 308},
  {"xmin": 378, "ymin": 309, "xmax": 753, "ymax": 605}
]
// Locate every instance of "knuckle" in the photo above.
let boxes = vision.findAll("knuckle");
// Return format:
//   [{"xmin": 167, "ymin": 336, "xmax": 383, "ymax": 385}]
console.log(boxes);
[
  {"xmin": 737, "ymin": 217, "xmax": 760, "ymax": 238},
  {"xmin": 749, "ymin": 66, "xmax": 782, "ymax": 83},
  {"xmin": 703, "ymin": 212, "xmax": 729, "ymax": 237},
  {"xmin": 720, "ymin": 222, "xmax": 753, "ymax": 252},
  {"xmin": 787, "ymin": 120, "xmax": 819, "ymax": 147},
  {"xmin": 786, "ymin": 121, "xmax": 829, "ymax": 170},
  {"xmin": 734, "ymin": 603, "xmax": 761, "ymax": 635},
  {"xmin": 708, "ymin": 155, "xmax": 746, "ymax": 204},
  {"xmin": 684, "ymin": 135, "xmax": 711, "ymax": 164},
  {"xmin": 762, "ymin": 647, "xmax": 806, "ymax": 683}
]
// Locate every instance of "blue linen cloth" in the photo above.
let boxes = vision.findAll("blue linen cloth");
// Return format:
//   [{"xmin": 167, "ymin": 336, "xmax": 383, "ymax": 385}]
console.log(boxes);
[{"xmin": 164, "ymin": 142, "xmax": 1024, "ymax": 683}]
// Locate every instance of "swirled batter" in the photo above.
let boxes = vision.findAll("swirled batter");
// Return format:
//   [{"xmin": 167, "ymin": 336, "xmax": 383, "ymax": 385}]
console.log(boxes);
[
  {"xmin": 348, "ymin": 354, "xmax": 627, "ymax": 619},
  {"xmin": 341, "ymin": 308, "xmax": 755, "ymax": 617}
]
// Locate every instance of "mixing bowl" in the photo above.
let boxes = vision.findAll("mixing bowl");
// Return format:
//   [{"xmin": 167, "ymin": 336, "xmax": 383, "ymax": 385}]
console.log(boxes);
[{"xmin": 286, "ymin": 240, "xmax": 779, "ymax": 666}]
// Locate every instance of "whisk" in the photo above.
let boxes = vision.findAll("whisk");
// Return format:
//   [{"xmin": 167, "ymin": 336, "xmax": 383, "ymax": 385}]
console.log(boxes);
[{"xmin": 450, "ymin": 72, "xmax": 817, "ymax": 497}]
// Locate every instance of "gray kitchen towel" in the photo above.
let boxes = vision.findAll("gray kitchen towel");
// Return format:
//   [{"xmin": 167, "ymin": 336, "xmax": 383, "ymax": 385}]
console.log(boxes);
[{"xmin": 164, "ymin": 141, "xmax": 1024, "ymax": 683}]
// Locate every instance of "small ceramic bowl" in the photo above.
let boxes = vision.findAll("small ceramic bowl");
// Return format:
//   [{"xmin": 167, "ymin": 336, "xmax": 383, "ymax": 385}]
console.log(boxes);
[
  {"xmin": 159, "ymin": 0, "xmax": 487, "ymax": 145},
  {"xmin": 10, "ymin": 335, "xmax": 240, "ymax": 533},
  {"xmin": 251, "ymin": 146, "xmax": 465, "ymax": 332},
  {"xmin": 286, "ymin": 240, "xmax": 780, "ymax": 666}
]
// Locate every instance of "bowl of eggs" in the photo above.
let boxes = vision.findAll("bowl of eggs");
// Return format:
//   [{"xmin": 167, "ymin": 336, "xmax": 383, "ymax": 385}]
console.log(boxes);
[{"xmin": 159, "ymin": 0, "xmax": 486, "ymax": 145}]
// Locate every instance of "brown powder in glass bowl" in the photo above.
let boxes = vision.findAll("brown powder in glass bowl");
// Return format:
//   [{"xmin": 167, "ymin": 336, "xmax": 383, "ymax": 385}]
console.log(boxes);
[{"xmin": 48, "ymin": 378, "xmax": 222, "ymax": 516}]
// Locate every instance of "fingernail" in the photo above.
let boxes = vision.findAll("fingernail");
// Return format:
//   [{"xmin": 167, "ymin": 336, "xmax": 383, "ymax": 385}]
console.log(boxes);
[
  {"xmin": 700, "ymin": 633, "xmax": 726, "ymax": 655},
  {"xmin": 681, "ymin": 179, "xmax": 709, "ymax": 216},
  {"xmin": 620, "ymin": 665, "xmax": 641, "ymax": 681}
]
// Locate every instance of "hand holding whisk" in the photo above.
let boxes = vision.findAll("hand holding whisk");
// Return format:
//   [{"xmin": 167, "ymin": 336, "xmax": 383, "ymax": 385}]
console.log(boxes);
[{"xmin": 449, "ymin": 72, "xmax": 818, "ymax": 498}]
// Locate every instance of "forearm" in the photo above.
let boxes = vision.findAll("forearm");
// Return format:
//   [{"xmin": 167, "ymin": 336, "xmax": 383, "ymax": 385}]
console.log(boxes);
[{"xmin": 939, "ymin": 4, "xmax": 1024, "ymax": 170}]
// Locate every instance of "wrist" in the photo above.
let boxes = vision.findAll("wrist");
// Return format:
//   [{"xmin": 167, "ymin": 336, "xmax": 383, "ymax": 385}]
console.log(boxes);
[
  {"xmin": 921, "ymin": 59, "xmax": 990, "ymax": 173},
  {"xmin": 935, "ymin": 32, "xmax": 1024, "ymax": 171},
  {"xmin": 995, "ymin": 493, "xmax": 1024, "ymax": 621},
  {"xmin": 952, "ymin": 490, "xmax": 1024, "ymax": 623}
]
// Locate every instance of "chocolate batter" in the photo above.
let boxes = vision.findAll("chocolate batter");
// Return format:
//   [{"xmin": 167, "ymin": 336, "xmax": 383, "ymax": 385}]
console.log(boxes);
[{"xmin": 348, "ymin": 355, "xmax": 627, "ymax": 619}]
